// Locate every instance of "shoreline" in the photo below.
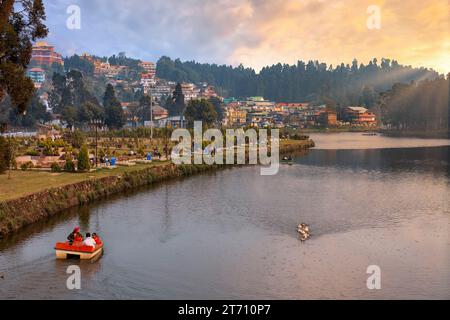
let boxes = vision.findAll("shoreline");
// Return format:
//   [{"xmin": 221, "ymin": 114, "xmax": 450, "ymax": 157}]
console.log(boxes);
[
  {"xmin": 301, "ymin": 128, "xmax": 449, "ymax": 139},
  {"xmin": 0, "ymin": 139, "xmax": 314, "ymax": 238},
  {"xmin": 379, "ymin": 129, "xmax": 450, "ymax": 139}
]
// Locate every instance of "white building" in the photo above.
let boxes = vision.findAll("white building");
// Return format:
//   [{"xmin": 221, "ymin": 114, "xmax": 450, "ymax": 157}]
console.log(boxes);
[{"xmin": 181, "ymin": 82, "xmax": 199, "ymax": 101}]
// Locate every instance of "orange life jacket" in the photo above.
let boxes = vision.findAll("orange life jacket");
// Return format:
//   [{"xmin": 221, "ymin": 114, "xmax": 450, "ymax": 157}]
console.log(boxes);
[
  {"xmin": 74, "ymin": 233, "xmax": 83, "ymax": 242},
  {"xmin": 93, "ymin": 236, "xmax": 103, "ymax": 245}
]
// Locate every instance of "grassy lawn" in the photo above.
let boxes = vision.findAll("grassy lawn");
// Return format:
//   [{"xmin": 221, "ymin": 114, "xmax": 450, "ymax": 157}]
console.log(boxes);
[{"xmin": 0, "ymin": 161, "xmax": 170, "ymax": 202}]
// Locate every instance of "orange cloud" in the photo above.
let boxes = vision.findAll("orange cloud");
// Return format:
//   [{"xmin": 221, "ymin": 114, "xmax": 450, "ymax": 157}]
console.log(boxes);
[{"xmin": 228, "ymin": 0, "xmax": 450, "ymax": 74}]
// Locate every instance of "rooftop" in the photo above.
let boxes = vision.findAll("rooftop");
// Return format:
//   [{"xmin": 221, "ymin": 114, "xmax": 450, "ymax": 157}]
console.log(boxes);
[{"xmin": 347, "ymin": 106, "xmax": 368, "ymax": 113}]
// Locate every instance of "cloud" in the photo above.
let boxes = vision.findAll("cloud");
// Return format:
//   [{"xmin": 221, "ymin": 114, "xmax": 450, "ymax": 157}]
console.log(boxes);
[{"xmin": 43, "ymin": 0, "xmax": 450, "ymax": 74}]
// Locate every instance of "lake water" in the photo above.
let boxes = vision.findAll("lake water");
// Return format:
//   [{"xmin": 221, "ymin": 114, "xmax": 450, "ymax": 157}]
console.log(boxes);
[{"xmin": 0, "ymin": 133, "xmax": 449, "ymax": 299}]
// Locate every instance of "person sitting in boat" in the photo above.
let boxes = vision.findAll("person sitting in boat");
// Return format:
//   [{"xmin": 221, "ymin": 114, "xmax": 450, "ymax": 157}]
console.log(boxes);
[
  {"xmin": 299, "ymin": 223, "xmax": 310, "ymax": 233},
  {"xmin": 67, "ymin": 227, "xmax": 83, "ymax": 244},
  {"xmin": 92, "ymin": 233, "xmax": 103, "ymax": 245},
  {"xmin": 83, "ymin": 233, "xmax": 97, "ymax": 248},
  {"xmin": 297, "ymin": 223, "xmax": 311, "ymax": 241}
]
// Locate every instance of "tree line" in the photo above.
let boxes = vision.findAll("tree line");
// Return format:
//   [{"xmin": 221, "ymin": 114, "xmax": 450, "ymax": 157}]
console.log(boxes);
[
  {"xmin": 156, "ymin": 56, "xmax": 440, "ymax": 107},
  {"xmin": 380, "ymin": 75, "xmax": 449, "ymax": 132},
  {"xmin": 48, "ymin": 70, "xmax": 125, "ymax": 129}
]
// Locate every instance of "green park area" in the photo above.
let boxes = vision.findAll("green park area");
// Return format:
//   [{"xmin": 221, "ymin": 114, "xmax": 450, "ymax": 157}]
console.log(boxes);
[
  {"xmin": 0, "ymin": 160, "xmax": 171, "ymax": 202},
  {"xmin": 0, "ymin": 138, "xmax": 311, "ymax": 203}
]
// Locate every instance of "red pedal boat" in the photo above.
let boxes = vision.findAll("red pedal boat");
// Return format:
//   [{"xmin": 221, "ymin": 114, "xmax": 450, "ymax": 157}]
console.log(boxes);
[{"xmin": 55, "ymin": 242, "xmax": 103, "ymax": 260}]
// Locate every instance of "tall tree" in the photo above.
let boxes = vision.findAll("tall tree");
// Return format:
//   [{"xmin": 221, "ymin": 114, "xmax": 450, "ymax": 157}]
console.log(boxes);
[
  {"xmin": 20, "ymin": 93, "xmax": 51, "ymax": 126},
  {"xmin": 165, "ymin": 83, "xmax": 185, "ymax": 116},
  {"xmin": 78, "ymin": 101, "xmax": 104, "ymax": 124},
  {"xmin": 62, "ymin": 105, "xmax": 77, "ymax": 128},
  {"xmin": 103, "ymin": 84, "xmax": 124, "ymax": 129},
  {"xmin": 0, "ymin": 0, "xmax": 48, "ymax": 118},
  {"xmin": 0, "ymin": 136, "xmax": 16, "ymax": 176},
  {"xmin": 380, "ymin": 76, "xmax": 449, "ymax": 131},
  {"xmin": 77, "ymin": 145, "xmax": 90, "ymax": 172},
  {"xmin": 50, "ymin": 70, "xmax": 99, "ymax": 114},
  {"xmin": 208, "ymin": 96, "xmax": 224, "ymax": 121},
  {"xmin": 0, "ymin": 136, "xmax": 9, "ymax": 174},
  {"xmin": 138, "ymin": 94, "xmax": 152, "ymax": 122},
  {"xmin": 184, "ymin": 99, "xmax": 218, "ymax": 128}
]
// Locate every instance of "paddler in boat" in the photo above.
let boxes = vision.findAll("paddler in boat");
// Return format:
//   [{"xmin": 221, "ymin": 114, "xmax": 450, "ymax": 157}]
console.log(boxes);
[
  {"xmin": 92, "ymin": 233, "xmax": 103, "ymax": 246},
  {"xmin": 300, "ymin": 223, "xmax": 310, "ymax": 233},
  {"xmin": 297, "ymin": 223, "xmax": 311, "ymax": 241},
  {"xmin": 67, "ymin": 227, "xmax": 83, "ymax": 245}
]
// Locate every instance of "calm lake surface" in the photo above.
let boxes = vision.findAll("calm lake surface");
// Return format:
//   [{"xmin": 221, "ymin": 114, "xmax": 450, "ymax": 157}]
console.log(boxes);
[{"xmin": 0, "ymin": 133, "xmax": 449, "ymax": 299}]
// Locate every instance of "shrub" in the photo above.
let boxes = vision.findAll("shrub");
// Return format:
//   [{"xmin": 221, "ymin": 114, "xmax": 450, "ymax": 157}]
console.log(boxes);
[
  {"xmin": 290, "ymin": 134, "xmax": 309, "ymax": 140},
  {"xmin": 53, "ymin": 139, "xmax": 67, "ymax": 148},
  {"xmin": 77, "ymin": 145, "xmax": 90, "ymax": 172},
  {"xmin": 51, "ymin": 162, "xmax": 62, "ymax": 172},
  {"xmin": 41, "ymin": 139, "xmax": 59, "ymax": 156},
  {"xmin": 21, "ymin": 161, "xmax": 34, "ymax": 171},
  {"xmin": 26, "ymin": 149, "xmax": 39, "ymax": 156},
  {"xmin": 64, "ymin": 159, "xmax": 76, "ymax": 172}
]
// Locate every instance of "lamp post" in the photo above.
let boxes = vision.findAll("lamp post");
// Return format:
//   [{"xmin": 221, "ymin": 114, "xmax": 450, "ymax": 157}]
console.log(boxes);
[
  {"xmin": 132, "ymin": 116, "xmax": 140, "ymax": 155},
  {"xmin": 149, "ymin": 86, "xmax": 154, "ymax": 141},
  {"xmin": 90, "ymin": 119, "xmax": 103, "ymax": 168},
  {"xmin": 164, "ymin": 121, "xmax": 169, "ymax": 160}
]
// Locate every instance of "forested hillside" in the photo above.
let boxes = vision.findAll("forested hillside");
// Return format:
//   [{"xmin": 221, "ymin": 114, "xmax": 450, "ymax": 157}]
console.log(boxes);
[{"xmin": 156, "ymin": 56, "xmax": 440, "ymax": 107}]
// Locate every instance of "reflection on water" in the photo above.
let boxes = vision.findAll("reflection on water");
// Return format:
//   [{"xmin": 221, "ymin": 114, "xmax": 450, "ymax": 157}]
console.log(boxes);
[
  {"xmin": 310, "ymin": 132, "xmax": 450, "ymax": 150},
  {"xmin": 0, "ymin": 133, "xmax": 449, "ymax": 299},
  {"xmin": 298, "ymin": 147, "xmax": 450, "ymax": 177}
]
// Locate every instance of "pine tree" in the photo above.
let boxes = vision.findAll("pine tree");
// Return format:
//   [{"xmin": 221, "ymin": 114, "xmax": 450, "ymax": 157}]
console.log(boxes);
[
  {"xmin": 208, "ymin": 97, "xmax": 224, "ymax": 121},
  {"xmin": 103, "ymin": 84, "xmax": 124, "ymax": 129},
  {"xmin": 156, "ymin": 56, "xmax": 439, "ymax": 107},
  {"xmin": 139, "ymin": 94, "xmax": 152, "ymax": 122},
  {"xmin": 165, "ymin": 83, "xmax": 185, "ymax": 116},
  {"xmin": 0, "ymin": 137, "xmax": 16, "ymax": 176},
  {"xmin": 77, "ymin": 145, "xmax": 90, "ymax": 172}
]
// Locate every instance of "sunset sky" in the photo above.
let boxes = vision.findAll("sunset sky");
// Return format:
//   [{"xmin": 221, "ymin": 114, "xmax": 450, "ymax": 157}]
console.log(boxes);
[{"xmin": 43, "ymin": 0, "xmax": 450, "ymax": 74}]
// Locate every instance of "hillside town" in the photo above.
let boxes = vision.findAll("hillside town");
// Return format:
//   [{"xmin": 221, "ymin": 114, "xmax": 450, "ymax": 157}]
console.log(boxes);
[{"xmin": 19, "ymin": 42, "xmax": 377, "ymax": 133}]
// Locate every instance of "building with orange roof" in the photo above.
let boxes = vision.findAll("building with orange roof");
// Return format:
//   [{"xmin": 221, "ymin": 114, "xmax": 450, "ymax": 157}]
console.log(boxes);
[
  {"xmin": 30, "ymin": 42, "xmax": 64, "ymax": 67},
  {"xmin": 343, "ymin": 106, "xmax": 377, "ymax": 126}
]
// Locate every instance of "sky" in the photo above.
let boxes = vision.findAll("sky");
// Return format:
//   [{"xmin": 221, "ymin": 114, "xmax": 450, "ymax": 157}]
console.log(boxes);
[{"xmin": 43, "ymin": 0, "xmax": 450, "ymax": 74}]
